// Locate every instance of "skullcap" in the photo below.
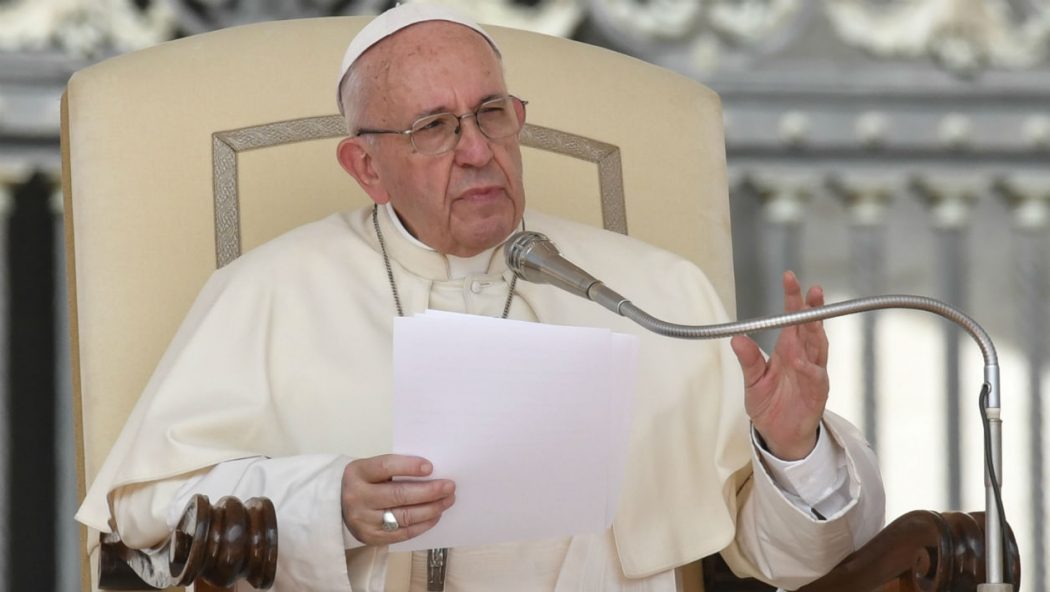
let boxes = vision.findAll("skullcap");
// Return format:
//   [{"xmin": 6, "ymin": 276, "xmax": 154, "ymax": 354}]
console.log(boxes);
[{"xmin": 336, "ymin": 3, "xmax": 501, "ymax": 114}]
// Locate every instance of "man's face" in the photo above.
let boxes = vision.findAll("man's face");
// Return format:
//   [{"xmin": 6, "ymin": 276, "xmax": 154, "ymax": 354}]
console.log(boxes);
[{"xmin": 339, "ymin": 22, "xmax": 525, "ymax": 257}]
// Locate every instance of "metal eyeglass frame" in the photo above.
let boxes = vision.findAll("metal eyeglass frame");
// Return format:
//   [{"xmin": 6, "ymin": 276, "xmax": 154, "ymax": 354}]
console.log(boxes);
[{"xmin": 354, "ymin": 95, "xmax": 528, "ymax": 155}]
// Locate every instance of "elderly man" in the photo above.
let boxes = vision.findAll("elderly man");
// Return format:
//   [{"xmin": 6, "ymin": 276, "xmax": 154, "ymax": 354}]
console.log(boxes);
[{"xmin": 78, "ymin": 4, "xmax": 884, "ymax": 591}]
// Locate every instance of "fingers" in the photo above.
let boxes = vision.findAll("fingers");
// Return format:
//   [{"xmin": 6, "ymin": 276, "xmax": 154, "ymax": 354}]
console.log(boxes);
[
  {"xmin": 783, "ymin": 271, "xmax": 825, "ymax": 313},
  {"xmin": 381, "ymin": 494, "xmax": 456, "ymax": 539},
  {"xmin": 343, "ymin": 481, "xmax": 455, "ymax": 545},
  {"xmin": 342, "ymin": 455, "xmax": 456, "ymax": 546},
  {"xmin": 801, "ymin": 283, "xmax": 829, "ymax": 367},
  {"xmin": 383, "ymin": 517, "xmax": 441, "ymax": 544},
  {"xmin": 355, "ymin": 454, "xmax": 433, "ymax": 483},
  {"xmin": 364, "ymin": 478, "xmax": 455, "ymax": 511},
  {"xmin": 781, "ymin": 272, "xmax": 830, "ymax": 368},
  {"xmin": 782, "ymin": 271, "xmax": 804, "ymax": 313},
  {"xmin": 805, "ymin": 283, "xmax": 825, "ymax": 309},
  {"xmin": 349, "ymin": 492, "xmax": 456, "ymax": 545},
  {"xmin": 388, "ymin": 494, "xmax": 456, "ymax": 528},
  {"xmin": 730, "ymin": 335, "xmax": 766, "ymax": 388}
]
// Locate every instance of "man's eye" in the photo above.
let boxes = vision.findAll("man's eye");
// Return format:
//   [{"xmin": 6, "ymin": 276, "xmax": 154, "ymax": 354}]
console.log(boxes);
[{"xmin": 417, "ymin": 119, "xmax": 446, "ymax": 132}]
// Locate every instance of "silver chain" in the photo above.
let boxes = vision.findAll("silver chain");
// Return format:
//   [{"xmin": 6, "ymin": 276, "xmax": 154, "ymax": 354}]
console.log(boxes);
[
  {"xmin": 372, "ymin": 204, "xmax": 518, "ymax": 591},
  {"xmin": 373, "ymin": 204, "xmax": 406, "ymax": 316},
  {"xmin": 372, "ymin": 204, "xmax": 517, "ymax": 319}
]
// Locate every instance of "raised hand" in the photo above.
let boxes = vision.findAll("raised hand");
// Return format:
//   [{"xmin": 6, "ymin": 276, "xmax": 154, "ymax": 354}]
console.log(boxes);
[
  {"xmin": 730, "ymin": 271, "xmax": 830, "ymax": 461},
  {"xmin": 341, "ymin": 454, "xmax": 456, "ymax": 545}
]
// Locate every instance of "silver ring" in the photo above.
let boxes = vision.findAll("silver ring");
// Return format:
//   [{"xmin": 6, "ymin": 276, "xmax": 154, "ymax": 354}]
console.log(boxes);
[{"xmin": 381, "ymin": 510, "xmax": 399, "ymax": 532}]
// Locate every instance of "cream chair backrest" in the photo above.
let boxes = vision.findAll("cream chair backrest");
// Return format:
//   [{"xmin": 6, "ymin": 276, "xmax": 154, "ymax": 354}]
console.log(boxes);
[{"xmin": 62, "ymin": 15, "xmax": 733, "ymax": 589}]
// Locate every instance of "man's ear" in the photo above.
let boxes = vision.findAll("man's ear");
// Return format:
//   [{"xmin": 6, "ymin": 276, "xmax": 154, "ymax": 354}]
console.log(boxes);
[{"xmin": 337, "ymin": 136, "xmax": 391, "ymax": 205}]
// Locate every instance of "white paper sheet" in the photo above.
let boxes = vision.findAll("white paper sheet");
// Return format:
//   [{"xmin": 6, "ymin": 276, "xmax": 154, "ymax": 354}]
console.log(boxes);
[{"xmin": 390, "ymin": 310, "xmax": 638, "ymax": 551}]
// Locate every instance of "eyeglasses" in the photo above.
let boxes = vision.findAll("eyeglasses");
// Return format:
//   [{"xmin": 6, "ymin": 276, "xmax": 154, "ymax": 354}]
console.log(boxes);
[{"xmin": 355, "ymin": 95, "xmax": 528, "ymax": 156}]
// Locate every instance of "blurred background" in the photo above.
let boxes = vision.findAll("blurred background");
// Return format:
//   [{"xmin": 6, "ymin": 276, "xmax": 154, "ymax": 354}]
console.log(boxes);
[{"xmin": 0, "ymin": 0, "xmax": 1047, "ymax": 590}]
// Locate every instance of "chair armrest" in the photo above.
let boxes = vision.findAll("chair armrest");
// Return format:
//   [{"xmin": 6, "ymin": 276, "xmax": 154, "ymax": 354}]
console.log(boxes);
[
  {"xmin": 798, "ymin": 510, "xmax": 1020, "ymax": 592},
  {"xmin": 704, "ymin": 511, "xmax": 1020, "ymax": 592},
  {"xmin": 98, "ymin": 495, "xmax": 278, "ymax": 591},
  {"xmin": 103, "ymin": 503, "xmax": 1019, "ymax": 592}
]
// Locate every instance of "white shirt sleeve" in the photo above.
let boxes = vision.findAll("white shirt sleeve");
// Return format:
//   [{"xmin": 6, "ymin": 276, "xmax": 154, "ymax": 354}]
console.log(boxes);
[
  {"xmin": 751, "ymin": 422, "xmax": 853, "ymax": 520},
  {"xmin": 161, "ymin": 454, "xmax": 358, "ymax": 591},
  {"xmin": 730, "ymin": 411, "xmax": 886, "ymax": 589}
]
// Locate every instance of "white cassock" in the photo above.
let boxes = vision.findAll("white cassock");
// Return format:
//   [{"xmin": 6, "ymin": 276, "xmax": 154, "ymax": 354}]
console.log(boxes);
[{"xmin": 77, "ymin": 205, "xmax": 885, "ymax": 591}]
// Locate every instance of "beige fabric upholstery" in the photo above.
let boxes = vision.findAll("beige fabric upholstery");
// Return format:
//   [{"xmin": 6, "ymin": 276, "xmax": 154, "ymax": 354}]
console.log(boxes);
[{"xmin": 62, "ymin": 16, "xmax": 733, "ymax": 590}]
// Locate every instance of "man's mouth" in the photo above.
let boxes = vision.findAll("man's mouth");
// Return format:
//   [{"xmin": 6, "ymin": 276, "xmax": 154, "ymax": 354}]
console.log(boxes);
[{"xmin": 457, "ymin": 186, "xmax": 504, "ymax": 203}]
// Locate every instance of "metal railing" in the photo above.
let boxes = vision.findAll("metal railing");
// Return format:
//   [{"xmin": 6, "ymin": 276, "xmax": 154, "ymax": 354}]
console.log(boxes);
[
  {"xmin": 0, "ymin": 169, "xmax": 1044, "ymax": 590},
  {"xmin": 732, "ymin": 170, "xmax": 1048, "ymax": 592}
]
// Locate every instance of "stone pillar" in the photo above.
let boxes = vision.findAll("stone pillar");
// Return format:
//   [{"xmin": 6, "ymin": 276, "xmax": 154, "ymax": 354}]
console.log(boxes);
[
  {"xmin": 914, "ymin": 175, "xmax": 978, "ymax": 511},
  {"xmin": 997, "ymin": 174, "xmax": 1048, "ymax": 592},
  {"xmin": 829, "ymin": 175, "xmax": 893, "ymax": 453},
  {"xmin": 743, "ymin": 172, "xmax": 814, "ymax": 351},
  {"xmin": 0, "ymin": 167, "xmax": 25, "ymax": 591}
]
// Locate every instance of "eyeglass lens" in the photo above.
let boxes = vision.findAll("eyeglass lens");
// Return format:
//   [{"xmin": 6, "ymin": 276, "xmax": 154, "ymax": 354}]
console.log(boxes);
[{"xmin": 410, "ymin": 97, "xmax": 525, "ymax": 154}]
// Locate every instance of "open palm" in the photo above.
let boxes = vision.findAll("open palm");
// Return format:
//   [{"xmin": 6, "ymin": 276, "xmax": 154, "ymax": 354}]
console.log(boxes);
[{"xmin": 730, "ymin": 271, "xmax": 830, "ymax": 461}]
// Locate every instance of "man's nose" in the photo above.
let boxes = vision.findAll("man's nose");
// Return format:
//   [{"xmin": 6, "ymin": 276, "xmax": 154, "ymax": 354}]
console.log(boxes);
[{"xmin": 453, "ymin": 116, "xmax": 494, "ymax": 167}]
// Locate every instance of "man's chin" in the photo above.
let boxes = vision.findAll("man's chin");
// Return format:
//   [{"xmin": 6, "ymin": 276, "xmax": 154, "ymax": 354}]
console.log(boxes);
[{"xmin": 451, "ymin": 218, "xmax": 518, "ymax": 257}]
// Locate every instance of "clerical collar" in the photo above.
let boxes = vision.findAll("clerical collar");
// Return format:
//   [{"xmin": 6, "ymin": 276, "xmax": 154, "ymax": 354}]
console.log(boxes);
[
  {"xmin": 383, "ymin": 202, "xmax": 499, "ymax": 280},
  {"xmin": 372, "ymin": 205, "xmax": 518, "ymax": 319}
]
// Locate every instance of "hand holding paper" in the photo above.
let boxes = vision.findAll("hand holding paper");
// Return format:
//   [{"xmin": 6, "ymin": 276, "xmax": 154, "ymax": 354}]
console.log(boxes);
[
  {"xmin": 390, "ymin": 310, "xmax": 638, "ymax": 551},
  {"xmin": 340, "ymin": 454, "xmax": 455, "ymax": 546}
]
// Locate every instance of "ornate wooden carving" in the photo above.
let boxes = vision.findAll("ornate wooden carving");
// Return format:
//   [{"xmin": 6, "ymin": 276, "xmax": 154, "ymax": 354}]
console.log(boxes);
[
  {"xmin": 98, "ymin": 495, "xmax": 277, "ymax": 591},
  {"xmin": 799, "ymin": 511, "xmax": 1020, "ymax": 592},
  {"xmin": 703, "ymin": 511, "xmax": 1020, "ymax": 592},
  {"xmin": 101, "ymin": 500, "xmax": 1017, "ymax": 592}
]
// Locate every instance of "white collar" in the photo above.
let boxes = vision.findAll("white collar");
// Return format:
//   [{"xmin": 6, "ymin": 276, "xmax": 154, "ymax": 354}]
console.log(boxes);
[{"xmin": 384, "ymin": 203, "xmax": 496, "ymax": 280}]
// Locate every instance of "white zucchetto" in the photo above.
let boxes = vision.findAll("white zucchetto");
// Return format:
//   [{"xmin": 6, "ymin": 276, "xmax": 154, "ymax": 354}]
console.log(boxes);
[{"xmin": 336, "ymin": 2, "xmax": 501, "ymax": 114}]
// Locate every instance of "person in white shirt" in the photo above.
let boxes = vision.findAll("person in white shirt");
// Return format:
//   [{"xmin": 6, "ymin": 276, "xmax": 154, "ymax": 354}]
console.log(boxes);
[{"xmin": 77, "ymin": 4, "xmax": 885, "ymax": 591}]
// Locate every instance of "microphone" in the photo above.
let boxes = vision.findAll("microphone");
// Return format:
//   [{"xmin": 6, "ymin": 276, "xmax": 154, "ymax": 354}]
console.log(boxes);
[
  {"xmin": 504, "ymin": 230, "xmax": 1012, "ymax": 590},
  {"xmin": 504, "ymin": 231, "xmax": 630, "ymax": 315}
]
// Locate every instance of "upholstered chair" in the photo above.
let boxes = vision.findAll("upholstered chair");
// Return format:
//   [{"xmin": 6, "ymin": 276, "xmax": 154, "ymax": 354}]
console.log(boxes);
[{"xmin": 62, "ymin": 16, "xmax": 1017, "ymax": 591}]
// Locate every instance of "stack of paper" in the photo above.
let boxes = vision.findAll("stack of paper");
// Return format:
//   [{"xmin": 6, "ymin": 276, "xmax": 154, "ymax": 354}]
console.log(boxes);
[{"xmin": 391, "ymin": 310, "xmax": 638, "ymax": 552}]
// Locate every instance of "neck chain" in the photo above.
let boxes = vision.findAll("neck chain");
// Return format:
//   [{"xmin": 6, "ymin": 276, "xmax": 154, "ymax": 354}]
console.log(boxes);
[
  {"xmin": 372, "ymin": 204, "xmax": 516, "ymax": 591},
  {"xmin": 372, "ymin": 205, "xmax": 518, "ymax": 319}
]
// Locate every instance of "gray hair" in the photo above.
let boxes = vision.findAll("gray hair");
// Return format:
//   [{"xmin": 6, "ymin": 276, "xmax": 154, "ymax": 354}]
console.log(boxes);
[{"xmin": 338, "ymin": 65, "xmax": 369, "ymax": 137}]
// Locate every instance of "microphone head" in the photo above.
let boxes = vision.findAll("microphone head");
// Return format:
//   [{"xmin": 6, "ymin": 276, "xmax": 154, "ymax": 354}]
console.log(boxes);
[
  {"xmin": 505, "ymin": 231, "xmax": 555, "ymax": 279},
  {"xmin": 504, "ymin": 230, "xmax": 607, "ymax": 300}
]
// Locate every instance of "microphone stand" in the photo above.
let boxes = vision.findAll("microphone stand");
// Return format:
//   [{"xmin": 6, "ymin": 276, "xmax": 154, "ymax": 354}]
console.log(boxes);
[
  {"xmin": 615, "ymin": 294, "xmax": 1009, "ymax": 591},
  {"xmin": 506, "ymin": 233, "xmax": 1013, "ymax": 590}
]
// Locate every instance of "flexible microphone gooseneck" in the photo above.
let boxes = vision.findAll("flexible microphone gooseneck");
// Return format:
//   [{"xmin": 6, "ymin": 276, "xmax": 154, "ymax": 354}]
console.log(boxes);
[{"xmin": 505, "ymin": 230, "xmax": 1012, "ymax": 591}]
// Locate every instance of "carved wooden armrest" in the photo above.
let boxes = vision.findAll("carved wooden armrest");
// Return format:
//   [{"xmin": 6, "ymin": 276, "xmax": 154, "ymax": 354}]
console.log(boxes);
[
  {"xmin": 99, "ymin": 495, "xmax": 278, "ymax": 591},
  {"xmin": 703, "ymin": 511, "xmax": 1020, "ymax": 592},
  {"xmin": 102, "ymin": 502, "xmax": 1018, "ymax": 592}
]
